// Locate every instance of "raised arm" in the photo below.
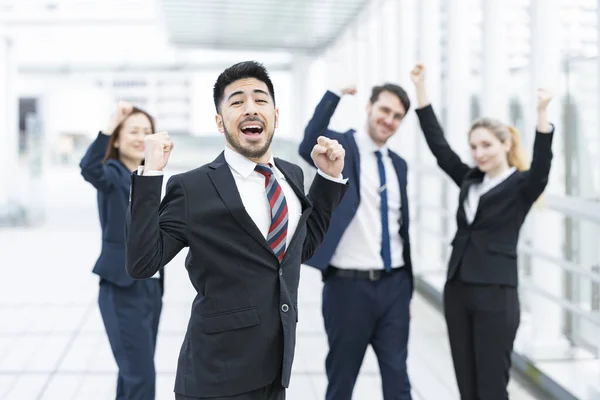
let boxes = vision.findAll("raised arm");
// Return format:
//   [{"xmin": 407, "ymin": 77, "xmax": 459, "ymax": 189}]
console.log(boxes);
[
  {"xmin": 411, "ymin": 64, "xmax": 471, "ymax": 186},
  {"xmin": 520, "ymin": 89, "xmax": 555, "ymax": 203},
  {"xmin": 125, "ymin": 131, "xmax": 187, "ymax": 278},
  {"xmin": 126, "ymin": 173, "xmax": 188, "ymax": 278},
  {"xmin": 79, "ymin": 132, "xmax": 118, "ymax": 191},
  {"xmin": 299, "ymin": 86, "xmax": 354, "ymax": 166},
  {"xmin": 79, "ymin": 102, "xmax": 133, "ymax": 191},
  {"xmin": 301, "ymin": 137, "xmax": 349, "ymax": 262}
]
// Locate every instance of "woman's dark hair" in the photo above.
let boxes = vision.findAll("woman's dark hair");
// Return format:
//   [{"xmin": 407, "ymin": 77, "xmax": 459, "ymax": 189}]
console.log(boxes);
[{"xmin": 102, "ymin": 107, "xmax": 155, "ymax": 163}]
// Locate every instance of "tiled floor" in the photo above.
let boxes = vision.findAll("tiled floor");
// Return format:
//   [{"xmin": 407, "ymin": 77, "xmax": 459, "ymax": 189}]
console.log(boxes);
[{"xmin": 0, "ymin": 165, "xmax": 544, "ymax": 399}]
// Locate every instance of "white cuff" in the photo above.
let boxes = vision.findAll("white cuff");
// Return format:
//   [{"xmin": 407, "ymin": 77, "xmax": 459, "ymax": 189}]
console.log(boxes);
[
  {"xmin": 137, "ymin": 166, "xmax": 164, "ymax": 176},
  {"xmin": 317, "ymin": 169, "xmax": 348, "ymax": 184}
]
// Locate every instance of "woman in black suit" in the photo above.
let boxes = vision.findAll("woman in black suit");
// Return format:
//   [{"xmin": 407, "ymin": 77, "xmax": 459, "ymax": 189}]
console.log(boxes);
[
  {"xmin": 80, "ymin": 101, "xmax": 162, "ymax": 400},
  {"xmin": 410, "ymin": 64, "xmax": 554, "ymax": 400}
]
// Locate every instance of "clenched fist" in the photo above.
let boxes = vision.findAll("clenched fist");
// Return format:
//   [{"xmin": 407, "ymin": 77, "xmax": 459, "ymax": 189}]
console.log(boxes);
[
  {"xmin": 340, "ymin": 85, "xmax": 357, "ymax": 96},
  {"xmin": 143, "ymin": 131, "xmax": 174, "ymax": 173},
  {"xmin": 311, "ymin": 136, "xmax": 345, "ymax": 178},
  {"xmin": 104, "ymin": 101, "xmax": 134, "ymax": 135},
  {"xmin": 537, "ymin": 88, "xmax": 552, "ymax": 111},
  {"xmin": 410, "ymin": 64, "xmax": 425, "ymax": 86}
]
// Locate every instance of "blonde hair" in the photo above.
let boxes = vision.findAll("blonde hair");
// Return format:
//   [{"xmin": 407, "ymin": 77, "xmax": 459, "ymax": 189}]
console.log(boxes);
[
  {"xmin": 469, "ymin": 118, "xmax": 530, "ymax": 171},
  {"xmin": 470, "ymin": 118, "xmax": 543, "ymax": 206}
]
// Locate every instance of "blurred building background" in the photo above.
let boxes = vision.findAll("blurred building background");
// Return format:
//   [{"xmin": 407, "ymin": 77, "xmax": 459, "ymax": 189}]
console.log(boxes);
[{"xmin": 0, "ymin": 0, "xmax": 599, "ymax": 399}]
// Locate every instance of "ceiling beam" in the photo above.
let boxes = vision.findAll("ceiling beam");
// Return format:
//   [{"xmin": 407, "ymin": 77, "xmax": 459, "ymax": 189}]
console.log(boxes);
[{"xmin": 18, "ymin": 61, "xmax": 293, "ymax": 75}]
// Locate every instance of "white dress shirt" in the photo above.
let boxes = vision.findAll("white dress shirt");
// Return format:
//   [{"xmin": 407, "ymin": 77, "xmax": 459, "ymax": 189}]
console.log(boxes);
[
  {"xmin": 463, "ymin": 167, "xmax": 517, "ymax": 224},
  {"xmin": 223, "ymin": 148, "xmax": 303, "ymax": 244},
  {"xmin": 330, "ymin": 130, "xmax": 404, "ymax": 270},
  {"xmin": 138, "ymin": 147, "xmax": 346, "ymax": 254}
]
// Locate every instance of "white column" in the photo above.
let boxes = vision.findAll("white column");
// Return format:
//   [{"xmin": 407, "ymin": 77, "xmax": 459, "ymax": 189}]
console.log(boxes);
[
  {"xmin": 414, "ymin": 0, "xmax": 445, "ymax": 274},
  {"xmin": 588, "ymin": 3, "xmax": 600, "ymax": 397},
  {"xmin": 355, "ymin": 20, "xmax": 370, "ymax": 129},
  {"xmin": 322, "ymin": 39, "xmax": 357, "ymax": 132},
  {"xmin": 367, "ymin": 0, "xmax": 383, "ymax": 86},
  {"xmin": 443, "ymin": 0, "xmax": 472, "ymax": 230},
  {"xmin": 386, "ymin": 0, "xmax": 417, "ymax": 153},
  {"xmin": 445, "ymin": 0, "xmax": 471, "ymax": 160},
  {"xmin": 0, "ymin": 30, "xmax": 19, "ymax": 224},
  {"xmin": 521, "ymin": 0, "xmax": 571, "ymax": 361},
  {"xmin": 481, "ymin": 0, "xmax": 509, "ymax": 122},
  {"xmin": 290, "ymin": 53, "xmax": 313, "ymax": 140},
  {"xmin": 417, "ymin": 0, "xmax": 442, "ymax": 109}
]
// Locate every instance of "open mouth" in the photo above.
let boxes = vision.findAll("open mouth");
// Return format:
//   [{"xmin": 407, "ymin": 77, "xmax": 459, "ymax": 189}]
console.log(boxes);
[{"xmin": 240, "ymin": 124, "xmax": 264, "ymax": 136}]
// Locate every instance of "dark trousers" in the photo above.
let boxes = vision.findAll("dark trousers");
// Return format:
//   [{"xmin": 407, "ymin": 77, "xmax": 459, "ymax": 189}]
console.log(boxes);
[
  {"xmin": 322, "ymin": 267, "xmax": 412, "ymax": 400},
  {"xmin": 175, "ymin": 380, "xmax": 285, "ymax": 400},
  {"xmin": 98, "ymin": 278, "xmax": 163, "ymax": 400},
  {"xmin": 444, "ymin": 279, "xmax": 520, "ymax": 400}
]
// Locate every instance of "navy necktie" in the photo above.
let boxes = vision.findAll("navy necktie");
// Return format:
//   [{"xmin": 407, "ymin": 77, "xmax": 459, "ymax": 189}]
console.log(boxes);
[{"xmin": 375, "ymin": 150, "xmax": 392, "ymax": 272}]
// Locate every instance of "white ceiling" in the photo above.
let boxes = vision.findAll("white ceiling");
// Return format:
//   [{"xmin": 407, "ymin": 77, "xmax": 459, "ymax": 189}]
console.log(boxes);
[
  {"xmin": 159, "ymin": 0, "xmax": 370, "ymax": 53},
  {"xmin": 0, "ymin": 0, "xmax": 309, "ymax": 72}
]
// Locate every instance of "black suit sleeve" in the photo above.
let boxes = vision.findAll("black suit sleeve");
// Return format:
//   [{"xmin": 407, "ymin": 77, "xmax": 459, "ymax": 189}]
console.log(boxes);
[
  {"xmin": 415, "ymin": 105, "xmax": 471, "ymax": 186},
  {"xmin": 301, "ymin": 172, "xmax": 349, "ymax": 263},
  {"xmin": 79, "ymin": 132, "xmax": 120, "ymax": 192},
  {"xmin": 299, "ymin": 91, "xmax": 343, "ymax": 167},
  {"xmin": 519, "ymin": 127, "xmax": 554, "ymax": 204},
  {"xmin": 125, "ymin": 173, "xmax": 188, "ymax": 279}
]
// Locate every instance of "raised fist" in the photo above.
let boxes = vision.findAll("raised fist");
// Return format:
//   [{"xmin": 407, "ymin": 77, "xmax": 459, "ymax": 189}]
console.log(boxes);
[
  {"xmin": 410, "ymin": 64, "xmax": 426, "ymax": 86},
  {"xmin": 311, "ymin": 136, "xmax": 345, "ymax": 178},
  {"xmin": 340, "ymin": 85, "xmax": 357, "ymax": 96},
  {"xmin": 105, "ymin": 101, "xmax": 134, "ymax": 135},
  {"xmin": 143, "ymin": 131, "xmax": 174, "ymax": 172},
  {"xmin": 537, "ymin": 88, "xmax": 552, "ymax": 110}
]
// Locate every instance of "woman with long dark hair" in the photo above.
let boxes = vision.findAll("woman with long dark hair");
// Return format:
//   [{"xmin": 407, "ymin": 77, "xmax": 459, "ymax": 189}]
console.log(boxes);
[
  {"xmin": 80, "ymin": 101, "xmax": 162, "ymax": 400},
  {"xmin": 410, "ymin": 64, "xmax": 554, "ymax": 400}
]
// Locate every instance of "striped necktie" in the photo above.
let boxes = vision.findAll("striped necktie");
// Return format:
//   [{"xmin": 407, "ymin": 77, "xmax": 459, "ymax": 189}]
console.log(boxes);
[{"xmin": 255, "ymin": 163, "xmax": 288, "ymax": 262}]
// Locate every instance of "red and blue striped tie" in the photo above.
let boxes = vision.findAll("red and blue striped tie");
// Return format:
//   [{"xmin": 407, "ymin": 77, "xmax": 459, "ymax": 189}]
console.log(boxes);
[{"xmin": 255, "ymin": 163, "xmax": 288, "ymax": 262}]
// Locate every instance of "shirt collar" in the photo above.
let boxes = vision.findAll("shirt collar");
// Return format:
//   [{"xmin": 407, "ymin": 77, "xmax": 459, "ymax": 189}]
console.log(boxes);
[
  {"xmin": 224, "ymin": 147, "xmax": 280, "ymax": 179},
  {"xmin": 483, "ymin": 166, "xmax": 517, "ymax": 185}
]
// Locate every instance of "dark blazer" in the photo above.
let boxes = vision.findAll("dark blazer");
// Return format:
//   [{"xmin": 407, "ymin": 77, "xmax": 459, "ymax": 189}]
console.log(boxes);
[
  {"xmin": 415, "ymin": 105, "xmax": 554, "ymax": 286},
  {"xmin": 125, "ymin": 152, "xmax": 347, "ymax": 398},
  {"xmin": 298, "ymin": 91, "xmax": 413, "ymax": 291},
  {"xmin": 80, "ymin": 132, "xmax": 163, "ymax": 287}
]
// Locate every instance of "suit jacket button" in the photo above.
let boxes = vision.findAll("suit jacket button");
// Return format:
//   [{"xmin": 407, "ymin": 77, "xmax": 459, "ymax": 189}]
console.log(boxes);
[
  {"xmin": 279, "ymin": 269, "xmax": 283, "ymax": 276},
  {"xmin": 281, "ymin": 304, "xmax": 289, "ymax": 312}
]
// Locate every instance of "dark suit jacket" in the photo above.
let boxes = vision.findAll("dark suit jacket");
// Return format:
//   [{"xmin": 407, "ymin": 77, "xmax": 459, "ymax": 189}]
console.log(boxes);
[
  {"xmin": 298, "ymin": 91, "xmax": 413, "ymax": 292},
  {"xmin": 415, "ymin": 105, "xmax": 554, "ymax": 286},
  {"xmin": 80, "ymin": 132, "xmax": 165, "ymax": 288},
  {"xmin": 125, "ymin": 152, "xmax": 347, "ymax": 398}
]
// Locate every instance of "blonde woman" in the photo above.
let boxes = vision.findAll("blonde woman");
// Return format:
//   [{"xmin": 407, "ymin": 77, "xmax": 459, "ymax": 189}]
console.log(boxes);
[{"xmin": 410, "ymin": 63, "xmax": 554, "ymax": 400}]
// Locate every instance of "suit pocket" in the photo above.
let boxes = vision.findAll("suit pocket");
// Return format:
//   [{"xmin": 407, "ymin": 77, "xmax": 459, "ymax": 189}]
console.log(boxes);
[
  {"xmin": 202, "ymin": 307, "xmax": 260, "ymax": 334},
  {"xmin": 487, "ymin": 243, "xmax": 517, "ymax": 258}
]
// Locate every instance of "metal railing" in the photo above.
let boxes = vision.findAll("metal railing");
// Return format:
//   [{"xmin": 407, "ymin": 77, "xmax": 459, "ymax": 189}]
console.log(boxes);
[{"xmin": 410, "ymin": 191, "xmax": 600, "ymax": 352}]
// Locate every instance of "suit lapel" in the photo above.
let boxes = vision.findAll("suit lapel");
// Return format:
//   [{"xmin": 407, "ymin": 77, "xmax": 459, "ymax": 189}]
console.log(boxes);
[
  {"xmin": 346, "ymin": 131, "xmax": 361, "ymax": 187},
  {"xmin": 207, "ymin": 153, "xmax": 273, "ymax": 255},
  {"xmin": 459, "ymin": 169, "xmax": 484, "ymax": 205},
  {"xmin": 274, "ymin": 159, "xmax": 312, "ymax": 263},
  {"xmin": 477, "ymin": 169, "xmax": 518, "ymax": 208},
  {"xmin": 274, "ymin": 158, "xmax": 311, "ymax": 212},
  {"xmin": 389, "ymin": 154, "xmax": 407, "ymax": 201}
]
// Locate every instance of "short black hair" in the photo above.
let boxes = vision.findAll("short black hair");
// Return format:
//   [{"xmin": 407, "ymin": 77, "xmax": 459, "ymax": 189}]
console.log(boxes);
[
  {"xmin": 213, "ymin": 61, "xmax": 276, "ymax": 113},
  {"xmin": 370, "ymin": 83, "xmax": 410, "ymax": 114}
]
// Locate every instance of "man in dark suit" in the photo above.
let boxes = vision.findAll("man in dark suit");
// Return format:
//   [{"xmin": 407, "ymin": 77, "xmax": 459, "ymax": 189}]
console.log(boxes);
[
  {"xmin": 125, "ymin": 61, "xmax": 349, "ymax": 400},
  {"xmin": 299, "ymin": 84, "xmax": 413, "ymax": 400}
]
